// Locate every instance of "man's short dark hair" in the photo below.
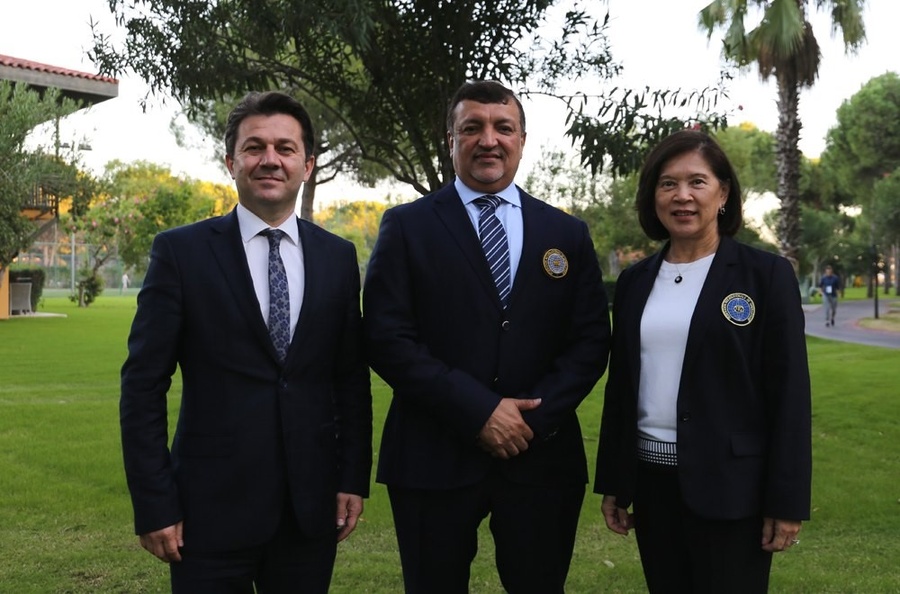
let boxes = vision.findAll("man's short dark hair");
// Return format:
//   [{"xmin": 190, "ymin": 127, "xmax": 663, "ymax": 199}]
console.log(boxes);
[
  {"xmin": 446, "ymin": 81, "xmax": 526, "ymax": 134},
  {"xmin": 636, "ymin": 129, "xmax": 743, "ymax": 241},
  {"xmin": 224, "ymin": 91, "xmax": 315, "ymax": 159}
]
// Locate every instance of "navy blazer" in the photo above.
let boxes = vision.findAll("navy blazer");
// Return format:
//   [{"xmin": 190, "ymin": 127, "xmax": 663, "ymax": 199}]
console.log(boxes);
[
  {"xmin": 595, "ymin": 237, "xmax": 812, "ymax": 521},
  {"xmin": 363, "ymin": 183, "xmax": 611, "ymax": 490},
  {"xmin": 120, "ymin": 209, "xmax": 372, "ymax": 552}
]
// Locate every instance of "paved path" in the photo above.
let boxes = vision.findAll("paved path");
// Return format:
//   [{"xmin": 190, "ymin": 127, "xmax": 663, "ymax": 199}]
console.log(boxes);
[{"xmin": 803, "ymin": 297, "xmax": 900, "ymax": 350}]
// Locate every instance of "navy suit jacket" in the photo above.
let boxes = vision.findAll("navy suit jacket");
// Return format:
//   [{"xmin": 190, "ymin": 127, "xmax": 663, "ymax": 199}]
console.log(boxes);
[
  {"xmin": 363, "ymin": 183, "xmax": 611, "ymax": 490},
  {"xmin": 595, "ymin": 237, "xmax": 812, "ymax": 521},
  {"xmin": 120, "ymin": 209, "xmax": 372, "ymax": 552}
]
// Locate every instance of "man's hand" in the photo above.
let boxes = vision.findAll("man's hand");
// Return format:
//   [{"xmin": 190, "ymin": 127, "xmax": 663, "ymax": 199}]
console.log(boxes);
[
  {"xmin": 336, "ymin": 493, "xmax": 364, "ymax": 542},
  {"xmin": 601, "ymin": 495, "xmax": 634, "ymax": 536},
  {"xmin": 139, "ymin": 521, "xmax": 184, "ymax": 563},
  {"xmin": 761, "ymin": 517, "xmax": 802, "ymax": 552},
  {"xmin": 476, "ymin": 398, "xmax": 541, "ymax": 459}
]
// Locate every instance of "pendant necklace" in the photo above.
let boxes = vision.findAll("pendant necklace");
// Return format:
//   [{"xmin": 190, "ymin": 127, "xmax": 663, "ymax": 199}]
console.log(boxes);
[
  {"xmin": 672, "ymin": 261, "xmax": 697, "ymax": 284},
  {"xmin": 669, "ymin": 249, "xmax": 716, "ymax": 284}
]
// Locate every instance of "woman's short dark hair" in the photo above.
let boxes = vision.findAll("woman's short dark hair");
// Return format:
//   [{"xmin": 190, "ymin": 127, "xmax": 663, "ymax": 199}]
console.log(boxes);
[
  {"xmin": 636, "ymin": 129, "xmax": 743, "ymax": 241},
  {"xmin": 224, "ymin": 91, "xmax": 315, "ymax": 159},
  {"xmin": 446, "ymin": 81, "xmax": 526, "ymax": 134}
]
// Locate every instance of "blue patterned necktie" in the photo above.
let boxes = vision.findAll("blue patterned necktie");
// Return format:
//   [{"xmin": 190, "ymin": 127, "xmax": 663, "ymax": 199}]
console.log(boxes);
[
  {"xmin": 261, "ymin": 229, "xmax": 291, "ymax": 362},
  {"xmin": 474, "ymin": 195, "xmax": 511, "ymax": 308}
]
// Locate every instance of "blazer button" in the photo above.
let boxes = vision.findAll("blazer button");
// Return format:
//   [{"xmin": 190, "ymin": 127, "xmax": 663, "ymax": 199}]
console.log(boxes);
[
  {"xmin": 501, "ymin": 320, "xmax": 511, "ymax": 331},
  {"xmin": 680, "ymin": 413, "xmax": 691, "ymax": 422}
]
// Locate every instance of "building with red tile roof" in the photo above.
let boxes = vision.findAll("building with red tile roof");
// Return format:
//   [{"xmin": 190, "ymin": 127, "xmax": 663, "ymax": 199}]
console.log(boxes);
[
  {"xmin": 0, "ymin": 53, "xmax": 118, "ymax": 104},
  {"xmin": 1, "ymin": 54, "xmax": 118, "ymax": 318}
]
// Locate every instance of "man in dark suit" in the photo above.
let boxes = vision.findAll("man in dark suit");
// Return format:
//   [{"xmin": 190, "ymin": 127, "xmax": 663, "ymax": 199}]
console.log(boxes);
[
  {"xmin": 363, "ymin": 80, "xmax": 611, "ymax": 593},
  {"xmin": 120, "ymin": 91, "xmax": 372, "ymax": 593}
]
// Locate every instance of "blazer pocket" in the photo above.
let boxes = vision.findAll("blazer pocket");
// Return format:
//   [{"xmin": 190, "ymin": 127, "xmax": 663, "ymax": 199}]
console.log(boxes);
[
  {"xmin": 730, "ymin": 433, "xmax": 765, "ymax": 457},
  {"xmin": 177, "ymin": 433, "xmax": 235, "ymax": 458}
]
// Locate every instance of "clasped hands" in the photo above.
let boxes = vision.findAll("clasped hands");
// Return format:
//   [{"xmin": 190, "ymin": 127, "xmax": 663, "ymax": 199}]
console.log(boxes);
[{"xmin": 476, "ymin": 397, "xmax": 542, "ymax": 459}]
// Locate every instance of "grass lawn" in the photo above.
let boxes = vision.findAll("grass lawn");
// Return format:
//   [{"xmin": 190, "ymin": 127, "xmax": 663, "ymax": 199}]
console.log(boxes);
[{"xmin": 1, "ymin": 293, "xmax": 899, "ymax": 592}]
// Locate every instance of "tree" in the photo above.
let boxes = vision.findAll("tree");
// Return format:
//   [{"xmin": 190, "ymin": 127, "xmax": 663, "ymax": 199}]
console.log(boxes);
[
  {"xmin": 522, "ymin": 139, "xmax": 775, "ymax": 278},
  {"xmin": 96, "ymin": 161, "xmax": 237, "ymax": 275},
  {"xmin": 0, "ymin": 82, "xmax": 80, "ymax": 270},
  {"xmin": 186, "ymin": 93, "xmax": 384, "ymax": 221},
  {"xmin": 820, "ymin": 72, "xmax": 900, "ymax": 293},
  {"xmin": 90, "ymin": 0, "xmax": 725, "ymax": 200},
  {"xmin": 315, "ymin": 200, "xmax": 389, "ymax": 276},
  {"xmin": 57, "ymin": 159, "xmax": 237, "ymax": 307},
  {"xmin": 799, "ymin": 203, "xmax": 847, "ymax": 277},
  {"xmin": 522, "ymin": 148, "xmax": 653, "ymax": 275},
  {"xmin": 714, "ymin": 122, "xmax": 777, "ymax": 193},
  {"xmin": 699, "ymin": 0, "xmax": 867, "ymax": 271},
  {"xmin": 871, "ymin": 170, "xmax": 900, "ymax": 294},
  {"xmin": 820, "ymin": 72, "xmax": 900, "ymax": 198}
]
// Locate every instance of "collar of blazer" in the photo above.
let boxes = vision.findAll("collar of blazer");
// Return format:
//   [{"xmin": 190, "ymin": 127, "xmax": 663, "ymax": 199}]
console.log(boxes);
[
  {"xmin": 207, "ymin": 209, "xmax": 336, "ymax": 367},
  {"xmin": 431, "ymin": 184, "xmax": 549, "ymax": 311},
  {"xmin": 206, "ymin": 211, "xmax": 285, "ymax": 362},
  {"xmin": 622, "ymin": 236, "xmax": 741, "ymax": 385}
]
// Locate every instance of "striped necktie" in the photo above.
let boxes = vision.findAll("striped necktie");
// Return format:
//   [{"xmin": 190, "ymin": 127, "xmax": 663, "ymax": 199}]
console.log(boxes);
[
  {"xmin": 474, "ymin": 195, "xmax": 511, "ymax": 308},
  {"xmin": 261, "ymin": 229, "xmax": 291, "ymax": 362}
]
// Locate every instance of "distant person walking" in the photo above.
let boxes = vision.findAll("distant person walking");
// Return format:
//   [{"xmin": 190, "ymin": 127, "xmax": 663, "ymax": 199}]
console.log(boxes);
[
  {"xmin": 819, "ymin": 265, "xmax": 842, "ymax": 326},
  {"xmin": 121, "ymin": 273, "xmax": 129, "ymax": 294}
]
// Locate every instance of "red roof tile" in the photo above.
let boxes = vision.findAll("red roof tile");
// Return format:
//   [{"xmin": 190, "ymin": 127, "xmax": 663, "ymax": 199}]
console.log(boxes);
[{"xmin": 0, "ymin": 54, "xmax": 117, "ymax": 84}]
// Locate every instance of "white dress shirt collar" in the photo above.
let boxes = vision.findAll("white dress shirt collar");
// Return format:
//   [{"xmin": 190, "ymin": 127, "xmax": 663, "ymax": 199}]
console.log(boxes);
[
  {"xmin": 236, "ymin": 203, "xmax": 300, "ymax": 246},
  {"xmin": 454, "ymin": 178, "xmax": 521, "ymax": 208}
]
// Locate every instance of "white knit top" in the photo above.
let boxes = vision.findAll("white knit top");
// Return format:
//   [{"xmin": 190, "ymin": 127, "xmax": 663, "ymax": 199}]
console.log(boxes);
[{"xmin": 637, "ymin": 253, "xmax": 715, "ymax": 443}]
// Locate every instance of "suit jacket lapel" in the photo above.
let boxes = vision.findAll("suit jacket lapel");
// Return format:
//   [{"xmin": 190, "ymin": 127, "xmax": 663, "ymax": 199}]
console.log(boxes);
[
  {"xmin": 208, "ymin": 210, "xmax": 281, "ymax": 362},
  {"xmin": 624, "ymin": 251, "xmax": 662, "ymax": 394},
  {"xmin": 432, "ymin": 185, "xmax": 504, "ymax": 308},
  {"xmin": 680, "ymin": 237, "xmax": 740, "ymax": 379},
  {"xmin": 286, "ymin": 216, "xmax": 321, "ymax": 366},
  {"xmin": 507, "ymin": 191, "xmax": 545, "ymax": 309}
]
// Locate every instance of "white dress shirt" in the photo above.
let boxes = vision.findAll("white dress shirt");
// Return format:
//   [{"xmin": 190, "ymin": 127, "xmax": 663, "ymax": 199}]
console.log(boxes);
[
  {"xmin": 454, "ymin": 177, "xmax": 523, "ymax": 285},
  {"xmin": 236, "ymin": 204, "xmax": 305, "ymax": 338}
]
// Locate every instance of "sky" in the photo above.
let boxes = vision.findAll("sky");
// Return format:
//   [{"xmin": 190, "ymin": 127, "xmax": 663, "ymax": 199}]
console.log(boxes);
[{"xmin": 1, "ymin": 0, "xmax": 898, "ymax": 206}]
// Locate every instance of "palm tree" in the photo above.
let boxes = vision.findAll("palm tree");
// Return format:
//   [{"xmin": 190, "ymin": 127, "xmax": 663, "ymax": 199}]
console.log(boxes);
[{"xmin": 699, "ymin": 0, "xmax": 866, "ymax": 271}]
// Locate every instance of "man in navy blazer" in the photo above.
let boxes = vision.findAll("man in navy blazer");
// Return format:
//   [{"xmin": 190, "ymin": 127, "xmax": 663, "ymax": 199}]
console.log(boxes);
[
  {"xmin": 363, "ymin": 81, "xmax": 611, "ymax": 593},
  {"xmin": 120, "ymin": 91, "xmax": 372, "ymax": 593}
]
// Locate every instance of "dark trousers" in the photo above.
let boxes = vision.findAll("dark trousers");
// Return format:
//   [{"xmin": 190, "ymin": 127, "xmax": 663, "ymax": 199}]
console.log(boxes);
[
  {"xmin": 169, "ymin": 506, "xmax": 337, "ymax": 594},
  {"xmin": 633, "ymin": 462, "xmax": 772, "ymax": 594},
  {"xmin": 388, "ymin": 470, "xmax": 585, "ymax": 594},
  {"xmin": 824, "ymin": 295, "xmax": 838, "ymax": 323}
]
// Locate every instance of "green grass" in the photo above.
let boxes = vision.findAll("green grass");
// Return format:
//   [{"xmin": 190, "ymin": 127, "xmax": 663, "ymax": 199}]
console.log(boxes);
[{"xmin": 1, "ymin": 295, "xmax": 899, "ymax": 592}]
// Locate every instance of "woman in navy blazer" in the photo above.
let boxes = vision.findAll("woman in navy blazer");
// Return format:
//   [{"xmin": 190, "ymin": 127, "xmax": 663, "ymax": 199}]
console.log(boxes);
[{"xmin": 594, "ymin": 130, "xmax": 812, "ymax": 593}]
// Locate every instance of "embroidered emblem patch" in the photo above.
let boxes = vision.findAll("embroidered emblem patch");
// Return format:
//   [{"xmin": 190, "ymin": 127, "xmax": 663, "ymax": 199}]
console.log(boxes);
[
  {"xmin": 721, "ymin": 292, "xmax": 755, "ymax": 326},
  {"xmin": 542, "ymin": 249, "xmax": 569, "ymax": 278}
]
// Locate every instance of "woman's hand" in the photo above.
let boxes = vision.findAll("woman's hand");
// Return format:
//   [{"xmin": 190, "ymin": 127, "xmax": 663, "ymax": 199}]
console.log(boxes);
[{"xmin": 761, "ymin": 517, "xmax": 802, "ymax": 552}]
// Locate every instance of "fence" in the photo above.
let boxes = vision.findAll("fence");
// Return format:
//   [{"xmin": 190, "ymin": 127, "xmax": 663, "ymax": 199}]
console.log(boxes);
[{"xmin": 12, "ymin": 241, "xmax": 143, "ymax": 292}]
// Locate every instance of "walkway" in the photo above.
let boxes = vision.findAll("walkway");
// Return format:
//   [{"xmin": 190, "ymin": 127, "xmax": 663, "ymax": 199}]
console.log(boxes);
[{"xmin": 803, "ymin": 297, "xmax": 900, "ymax": 350}]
